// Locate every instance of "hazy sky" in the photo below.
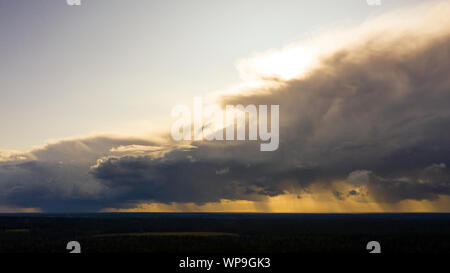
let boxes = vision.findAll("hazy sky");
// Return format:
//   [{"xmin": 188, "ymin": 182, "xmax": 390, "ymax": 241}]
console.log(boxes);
[{"xmin": 0, "ymin": 0, "xmax": 424, "ymax": 150}]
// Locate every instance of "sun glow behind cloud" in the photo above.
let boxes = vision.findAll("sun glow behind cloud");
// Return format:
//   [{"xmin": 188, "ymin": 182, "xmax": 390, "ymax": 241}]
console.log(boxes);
[
  {"xmin": 226, "ymin": 1, "xmax": 450, "ymax": 95},
  {"xmin": 236, "ymin": 44, "xmax": 318, "ymax": 82}
]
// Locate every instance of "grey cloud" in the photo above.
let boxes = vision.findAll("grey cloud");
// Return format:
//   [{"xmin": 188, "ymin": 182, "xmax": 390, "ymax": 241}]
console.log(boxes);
[
  {"xmin": 0, "ymin": 136, "xmax": 157, "ymax": 211},
  {"xmin": 90, "ymin": 148, "xmax": 304, "ymax": 204}
]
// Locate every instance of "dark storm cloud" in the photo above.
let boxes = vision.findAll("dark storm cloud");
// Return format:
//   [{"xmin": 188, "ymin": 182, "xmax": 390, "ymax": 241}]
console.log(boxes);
[
  {"xmin": 90, "ymin": 143, "xmax": 315, "ymax": 205},
  {"xmin": 89, "ymin": 29, "xmax": 450, "ymax": 207},
  {"xmin": 1, "ymin": 4, "xmax": 450, "ymax": 211},
  {"xmin": 89, "ymin": 13, "xmax": 450, "ymax": 206},
  {"xmin": 217, "ymin": 32, "xmax": 450, "ymax": 203}
]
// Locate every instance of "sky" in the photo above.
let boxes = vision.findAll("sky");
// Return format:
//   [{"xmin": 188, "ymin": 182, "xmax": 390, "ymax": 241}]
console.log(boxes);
[
  {"xmin": 0, "ymin": 0, "xmax": 424, "ymax": 151},
  {"xmin": 0, "ymin": 0, "xmax": 449, "ymax": 213}
]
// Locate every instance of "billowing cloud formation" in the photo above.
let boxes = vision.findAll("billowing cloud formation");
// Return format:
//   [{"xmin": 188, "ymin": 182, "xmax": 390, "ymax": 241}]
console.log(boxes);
[{"xmin": 1, "ymin": 2, "xmax": 450, "ymax": 212}]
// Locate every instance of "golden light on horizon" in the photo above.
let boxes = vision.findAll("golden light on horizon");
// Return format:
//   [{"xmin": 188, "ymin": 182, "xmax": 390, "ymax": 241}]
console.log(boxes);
[{"xmin": 103, "ymin": 194, "xmax": 450, "ymax": 213}]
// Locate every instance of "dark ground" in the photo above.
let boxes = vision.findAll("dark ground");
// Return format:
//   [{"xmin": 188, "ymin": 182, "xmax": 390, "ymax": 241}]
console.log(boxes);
[{"xmin": 0, "ymin": 213, "xmax": 449, "ymax": 254}]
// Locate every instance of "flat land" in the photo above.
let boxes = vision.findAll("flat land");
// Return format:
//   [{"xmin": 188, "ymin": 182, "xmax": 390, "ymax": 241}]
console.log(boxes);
[{"xmin": 0, "ymin": 213, "xmax": 448, "ymax": 253}]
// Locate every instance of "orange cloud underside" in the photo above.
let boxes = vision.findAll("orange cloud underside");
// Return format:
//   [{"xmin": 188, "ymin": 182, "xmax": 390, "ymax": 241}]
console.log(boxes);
[{"xmin": 103, "ymin": 194, "xmax": 450, "ymax": 213}]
